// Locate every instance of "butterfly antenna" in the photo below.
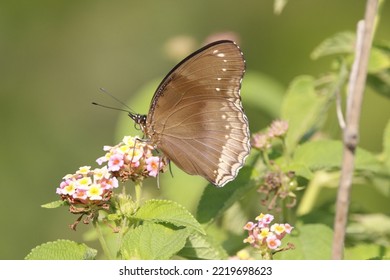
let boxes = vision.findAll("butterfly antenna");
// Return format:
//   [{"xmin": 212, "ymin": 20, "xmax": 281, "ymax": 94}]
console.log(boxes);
[
  {"xmin": 91, "ymin": 102, "xmax": 131, "ymax": 113},
  {"xmin": 93, "ymin": 87, "xmax": 135, "ymax": 116}
]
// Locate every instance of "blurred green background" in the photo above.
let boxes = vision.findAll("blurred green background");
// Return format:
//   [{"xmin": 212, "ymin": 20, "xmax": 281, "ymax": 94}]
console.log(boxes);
[{"xmin": 1, "ymin": 0, "xmax": 390, "ymax": 259}]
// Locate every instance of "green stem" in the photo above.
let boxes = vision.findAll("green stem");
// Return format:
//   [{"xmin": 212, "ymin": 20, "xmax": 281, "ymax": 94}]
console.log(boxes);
[
  {"xmin": 134, "ymin": 180, "xmax": 143, "ymax": 209},
  {"xmin": 93, "ymin": 218, "xmax": 114, "ymax": 260},
  {"xmin": 262, "ymin": 150, "xmax": 272, "ymax": 168}
]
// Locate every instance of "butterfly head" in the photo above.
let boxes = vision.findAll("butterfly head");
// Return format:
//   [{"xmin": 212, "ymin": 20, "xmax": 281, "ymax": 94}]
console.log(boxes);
[{"xmin": 128, "ymin": 112, "xmax": 147, "ymax": 133}]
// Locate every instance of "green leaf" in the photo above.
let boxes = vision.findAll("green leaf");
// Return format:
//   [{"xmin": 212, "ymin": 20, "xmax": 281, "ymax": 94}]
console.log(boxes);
[
  {"xmin": 345, "ymin": 243, "xmax": 390, "ymax": 260},
  {"xmin": 25, "ymin": 240, "xmax": 97, "ymax": 260},
  {"xmin": 293, "ymin": 140, "xmax": 342, "ymax": 170},
  {"xmin": 196, "ymin": 166, "xmax": 256, "ymax": 224},
  {"xmin": 274, "ymin": 224, "xmax": 333, "ymax": 260},
  {"xmin": 281, "ymin": 76, "xmax": 329, "ymax": 153},
  {"xmin": 367, "ymin": 47, "xmax": 390, "ymax": 74},
  {"xmin": 282, "ymin": 162, "xmax": 313, "ymax": 180},
  {"xmin": 240, "ymin": 71, "xmax": 285, "ymax": 118},
  {"xmin": 41, "ymin": 200, "xmax": 67, "ymax": 208},
  {"xmin": 374, "ymin": 39, "xmax": 390, "ymax": 53},
  {"xmin": 383, "ymin": 119, "xmax": 390, "ymax": 170},
  {"xmin": 121, "ymin": 223, "xmax": 190, "ymax": 260},
  {"xmin": 311, "ymin": 32, "xmax": 355, "ymax": 60},
  {"xmin": 292, "ymin": 139, "xmax": 383, "ymax": 173},
  {"xmin": 178, "ymin": 233, "xmax": 229, "ymax": 260},
  {"xmin": 367, "ymin": 40, "xmax": 390, "ymax": 97},
  {"xmin": 134, "ymin": 199, "xmax": 205, "ymax": 235},
  {"xmin": 296, "ymin": 171, "xmax": 339, "ymax": 216},
  {"xmin": 367, "ymin": 70, "xmax": 390, "ymax": 98},
  {"xmin": 348, "ymin": 213, "xmax": 390, "ymax": 239},
  {"xmin": 352, "ymin": 184, "xmax": 390, "ymax": 215}
]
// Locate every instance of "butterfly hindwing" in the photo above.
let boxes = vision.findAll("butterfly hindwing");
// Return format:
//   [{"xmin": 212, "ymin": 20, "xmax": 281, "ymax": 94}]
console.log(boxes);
[{"xmin": 144, "ymin": 40, "xmax": 250, "ymax": 187}]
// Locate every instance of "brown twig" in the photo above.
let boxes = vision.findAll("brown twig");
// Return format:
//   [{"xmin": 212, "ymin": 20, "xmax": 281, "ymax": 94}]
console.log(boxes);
[{"xmin": 332, "ymin": 0, "xmax": 378, "ymax": 259}]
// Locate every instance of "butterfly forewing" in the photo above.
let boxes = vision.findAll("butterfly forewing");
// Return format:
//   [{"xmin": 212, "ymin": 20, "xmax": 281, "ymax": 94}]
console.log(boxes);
[{"xmin": 145, "ymin": 40, "xmax": 250, "ymax": 187}]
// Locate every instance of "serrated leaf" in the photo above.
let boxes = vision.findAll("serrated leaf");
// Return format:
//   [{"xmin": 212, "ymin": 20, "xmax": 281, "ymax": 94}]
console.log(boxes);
[
  {"xmin": 292, "ymin": 140, "xmax": 383, "ymax": 173},
  {"xmin": 274, "ymin": 224, "xmax": 333, "ymax": 260},
  {"xmin": 178, "ymin": 233, "xmax": 228, "ymax": 260},
  {"xmin": 121, "ymin": 223, "xmax": 189, "ymax": 260},
  {"xmin": 134, "ymin": 199, "xmax": 205, "ymax": 235},
  {"xmin": 196, "ymin": 166, "xmax": 256, "ymax": 224},
  {"xmin": 25, "ymin": 240, "xmax": 97, "ymax": 260},
  {"xmin": 311, "ymin": 32, "xmax": 355, "ymax": 60},
  {"xmin": 281, "ymin": 76, "xmax": 329, "ymax": 153},
  {"xmin": 41, "ymin": 200, "xmax": 67, "ymax": 208}
]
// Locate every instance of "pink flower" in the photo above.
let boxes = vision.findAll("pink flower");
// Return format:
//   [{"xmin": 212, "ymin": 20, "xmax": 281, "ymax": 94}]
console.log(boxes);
[
  {"xmin": 73, "ymin": 189, "xmax": 87, "ymax": 200},
  {"xmin": 284, "ymin": 223, "xmax": 294, "ymax": 234},
  {"xmin": 108, "ymin": 154, "xmax": 124, "ymax": 171},
  {"xmin": 256, "ymin": 213, "xmax": 274, "ymax": 228},
  {"xmin": 109, "ymin": 177, "xmax": 119, "ymax": 189},
  {"xmin": 266, "ymin": 235, "xmax": 281, "ymax": 250},
  {"xmin": 251, "ymin": 133, "xmax": 271, "ymax": 150},
  {"xmin": 243, "ymin": 222, "xmax": 256, "ymax": 231},
  {"xmin": 268, "ymin": 120, "xmax": 288, "ymax": 138},
  {"xmin": 146, "ymin": 156, "xmax": 160, "ymax": 177}
]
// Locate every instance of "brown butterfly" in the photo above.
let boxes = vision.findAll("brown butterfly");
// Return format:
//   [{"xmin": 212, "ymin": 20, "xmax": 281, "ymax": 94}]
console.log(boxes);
[{"xmin": 129, "ymin": 40, "xmax": 250, "ymax": 187}]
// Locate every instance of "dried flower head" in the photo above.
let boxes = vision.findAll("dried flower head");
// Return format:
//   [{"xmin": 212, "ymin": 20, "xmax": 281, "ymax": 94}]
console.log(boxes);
[{"xmin": 258, "ymin": 170, "xmax": 298, "ymax": 210}]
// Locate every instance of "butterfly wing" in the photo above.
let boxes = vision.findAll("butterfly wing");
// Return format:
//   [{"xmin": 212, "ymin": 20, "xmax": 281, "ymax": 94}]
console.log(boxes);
[{"xmin": 146, "ymin": 40, "xmax": 250, "ymax": 187}]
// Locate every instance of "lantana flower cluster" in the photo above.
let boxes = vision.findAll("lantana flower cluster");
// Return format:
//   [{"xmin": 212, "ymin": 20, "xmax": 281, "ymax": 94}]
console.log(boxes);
[
  {"xmin": 96, "ymin": 136, "xmax": 168, "ymax": 182},
  {"xmin": 55, "ymin": 136, "xmax": 167, "ymax": 229},
  {"xmin": 57, "ymin": 166, "xmax": 118, "ymax": 207},
  {"xmin": 251, "ymin": 119, "xmax": 288, "ymax": 150},
  {"xmin": 251, "ymin": 120, "xmax": 301, "ymax": 210},
  {"xmin": 243, "ymin": 213, "xmax": 293, "ymax": 252}
]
